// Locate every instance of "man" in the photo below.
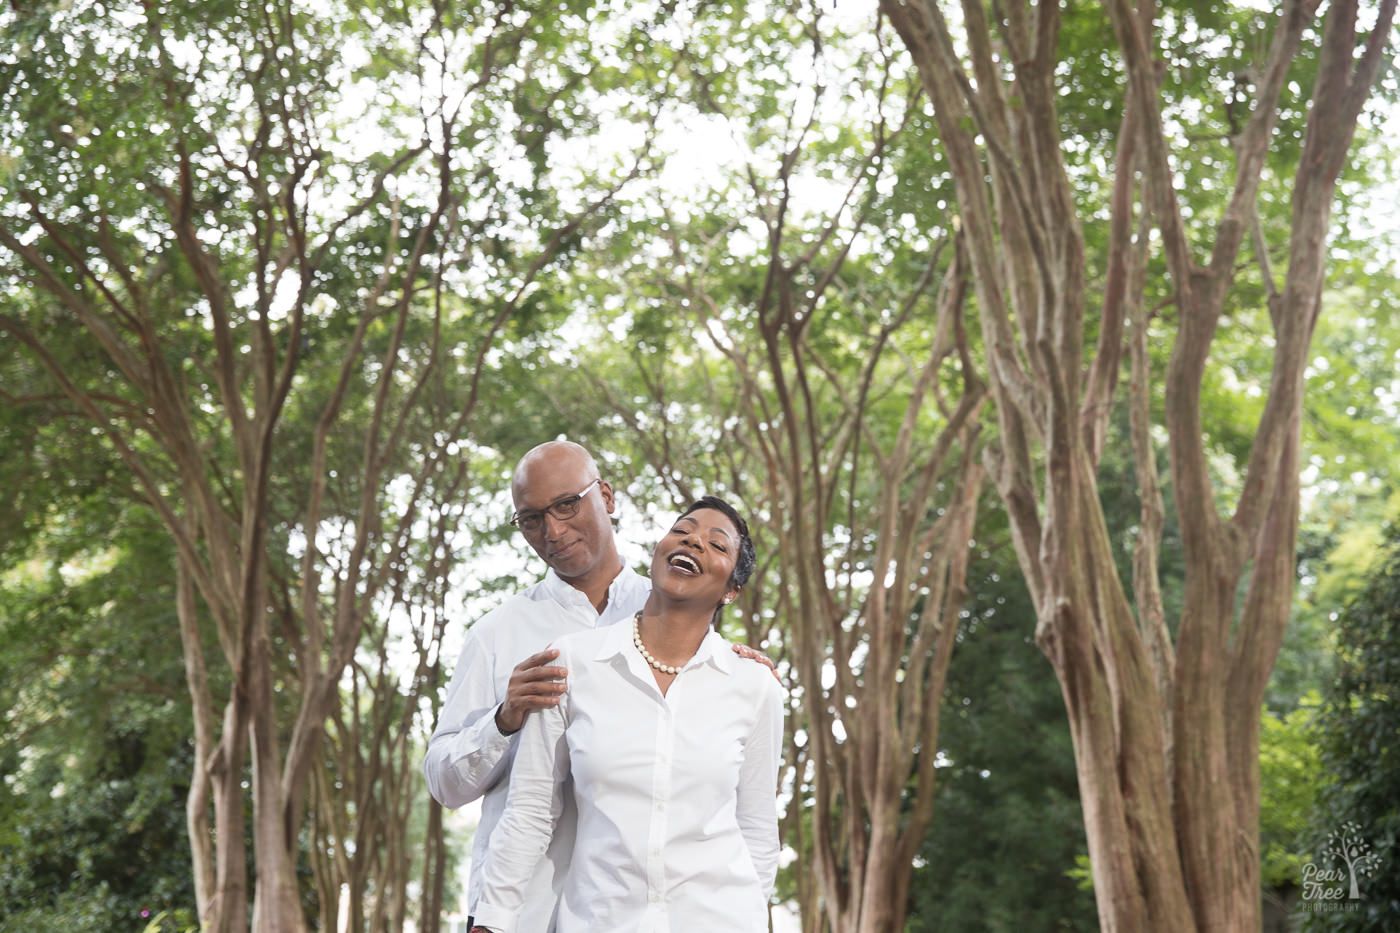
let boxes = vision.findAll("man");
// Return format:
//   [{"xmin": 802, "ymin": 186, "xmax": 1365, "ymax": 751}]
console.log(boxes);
[
  {"xmin": 424, "ymin": 440, "xmax": 646, "ymax": 932},
  {"xmin": 424, "ymin": 440, "xmax": 773, "ymax": 931}
]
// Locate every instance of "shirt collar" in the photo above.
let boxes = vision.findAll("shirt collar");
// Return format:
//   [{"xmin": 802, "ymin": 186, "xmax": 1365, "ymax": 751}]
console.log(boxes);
[
  {"xmin": 597, "ymin": 618, "xmax": 636, "ymax": 660},
  {"xmin": 694, "ymin": 629, "xmax": 734, "ymax": 673},
  {"xmin": 539, "ymin": 561, "xmax": 647, "ymax": 620}
]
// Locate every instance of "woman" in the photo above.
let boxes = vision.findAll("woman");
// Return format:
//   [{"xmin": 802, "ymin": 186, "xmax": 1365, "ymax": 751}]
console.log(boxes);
[{"xmin": 471, "ymin": 496, "xmax": 784, "ymax": 933}]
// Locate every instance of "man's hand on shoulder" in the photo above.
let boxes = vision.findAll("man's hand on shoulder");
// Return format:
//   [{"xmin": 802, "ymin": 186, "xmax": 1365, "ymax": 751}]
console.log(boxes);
[
  {"xmin": 732, "ymin": 642, "xmax": 782, "ymax": 684},
  {"xmin": 495, "ymin": 647, "xmax": 567, "ymax": 735}
]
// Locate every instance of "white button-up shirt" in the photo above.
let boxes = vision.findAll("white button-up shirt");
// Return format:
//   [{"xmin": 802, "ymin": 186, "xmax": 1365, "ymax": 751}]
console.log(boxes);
[
  {"xmin": 473, "ymin": 622, "xmax": 784, "ymax": 933},
  {"xmin": 423, "ymin": 565, "xmax": 650, "ymax": 931}
]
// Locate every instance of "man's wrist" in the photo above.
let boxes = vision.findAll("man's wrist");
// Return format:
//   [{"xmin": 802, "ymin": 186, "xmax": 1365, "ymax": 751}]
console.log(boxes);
[{"xmin": 493, "ymin": 703, "xmax": 519, "ymax": 736}]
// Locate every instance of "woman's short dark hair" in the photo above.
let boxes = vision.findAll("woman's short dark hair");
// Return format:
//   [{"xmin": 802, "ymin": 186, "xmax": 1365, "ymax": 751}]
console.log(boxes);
[{"xmin": 679, "ymin": 495, "xmax": 757, "ymax": 591}]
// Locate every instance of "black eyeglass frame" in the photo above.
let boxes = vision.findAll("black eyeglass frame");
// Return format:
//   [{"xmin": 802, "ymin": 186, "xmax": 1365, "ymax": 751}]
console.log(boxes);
[{"xmin": 509, "ymin": 478, "xmax": 602, "ymax": 533}]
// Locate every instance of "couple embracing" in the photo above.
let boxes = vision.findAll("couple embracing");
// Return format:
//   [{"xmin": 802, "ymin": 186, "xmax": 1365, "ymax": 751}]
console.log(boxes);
[{"xmin": 423, "ymin": 440, "xmax": 784, "ymax": 933}]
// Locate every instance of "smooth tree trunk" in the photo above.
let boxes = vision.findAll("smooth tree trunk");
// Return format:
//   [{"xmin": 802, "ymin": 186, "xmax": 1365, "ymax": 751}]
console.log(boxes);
[{"xmin": 421, "ymin": 797, "xmax": 446, "ymax": 933}]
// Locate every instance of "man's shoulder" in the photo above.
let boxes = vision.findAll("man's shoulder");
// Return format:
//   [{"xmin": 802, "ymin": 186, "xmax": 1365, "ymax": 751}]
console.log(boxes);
[{"xmin": 462, "ymin": 578, "xmax": 558, "ymax": 640}]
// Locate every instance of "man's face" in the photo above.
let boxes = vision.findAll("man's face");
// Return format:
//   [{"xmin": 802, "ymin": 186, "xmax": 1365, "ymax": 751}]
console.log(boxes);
[{"xmin": 511, "ymin": 452, "xmax": 617, "ymax": 584}]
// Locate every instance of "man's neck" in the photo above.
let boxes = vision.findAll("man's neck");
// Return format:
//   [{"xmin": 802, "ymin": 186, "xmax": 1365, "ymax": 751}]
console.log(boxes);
[{"xmin": 564, "ymin": 557, "xmax": 624, "ymax": 614}]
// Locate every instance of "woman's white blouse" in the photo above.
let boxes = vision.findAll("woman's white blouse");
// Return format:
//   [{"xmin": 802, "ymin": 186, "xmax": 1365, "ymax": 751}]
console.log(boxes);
[{"xmin": 473, "ymin": 622, "xmax": 785, "ymax": 933}]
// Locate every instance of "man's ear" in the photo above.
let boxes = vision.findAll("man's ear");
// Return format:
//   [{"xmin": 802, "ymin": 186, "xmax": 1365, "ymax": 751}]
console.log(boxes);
[{"xmin": 600, "ymin": 480, "xmax": 616, "ymax": 514}]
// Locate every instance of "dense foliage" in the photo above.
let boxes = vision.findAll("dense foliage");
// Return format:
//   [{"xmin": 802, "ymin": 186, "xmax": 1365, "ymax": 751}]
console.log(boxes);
[
  {"xmin": 0, "ymin": 503, "xmax": 198, "ymax": 931},
  {"xmin": 907, "ymin": 523, "xmax": 1097, "ymax": 932},
  {"xmin": 1304, "ymin": 522, "xmax": 1400, "ymax": 930}
]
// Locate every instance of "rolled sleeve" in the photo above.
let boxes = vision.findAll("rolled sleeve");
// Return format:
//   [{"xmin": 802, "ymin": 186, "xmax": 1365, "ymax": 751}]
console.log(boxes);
[{"xmin": 423, "ymin": 630, "xmax": 514, "ymax": 808}]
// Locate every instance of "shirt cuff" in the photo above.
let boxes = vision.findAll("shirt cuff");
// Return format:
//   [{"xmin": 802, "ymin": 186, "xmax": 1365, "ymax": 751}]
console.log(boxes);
[
  {"xmin": 445, "ymin": 718, "xmax": 514, "ymax": 789},
  {"xmin": 472, "ymin": 903, "xmax": 515, "ymax": 933}
]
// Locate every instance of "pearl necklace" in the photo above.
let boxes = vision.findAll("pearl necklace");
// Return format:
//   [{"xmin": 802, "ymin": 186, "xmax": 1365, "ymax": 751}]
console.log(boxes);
[{"xmin": 633, "ymin": 612, "xmax": 682, "ymax": 676}]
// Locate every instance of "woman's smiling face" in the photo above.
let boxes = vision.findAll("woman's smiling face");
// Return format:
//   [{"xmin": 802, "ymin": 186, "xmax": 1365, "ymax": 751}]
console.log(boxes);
[{"xmin": 650, "ymin": 508, "xmax": 741, "ymax": 608}]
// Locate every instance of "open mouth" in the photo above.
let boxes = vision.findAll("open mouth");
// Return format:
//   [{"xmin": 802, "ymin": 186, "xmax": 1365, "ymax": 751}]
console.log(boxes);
[{"xmin": 667, "ymin": 552, "xmax": 701, "ymax": 576}]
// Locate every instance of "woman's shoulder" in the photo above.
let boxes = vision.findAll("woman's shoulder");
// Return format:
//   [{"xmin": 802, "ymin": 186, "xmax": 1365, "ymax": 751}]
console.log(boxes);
[
  {"xmin": 551, "ymin": 622, "xmax": 627, "ymax": 662},
  {"xmin": 717, "ymin": 636, "xmax": 785, "ymax": 698}
]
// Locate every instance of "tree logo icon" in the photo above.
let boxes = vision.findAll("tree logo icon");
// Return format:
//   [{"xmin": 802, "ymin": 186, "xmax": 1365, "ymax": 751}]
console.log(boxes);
[
  {"xmin": 1302, "ymin": 820, "xmax": 1381, "ymax": 907},
  {"xmin": 1325, "ymin": 821, "xmax": 1380, "ymax": 899}
]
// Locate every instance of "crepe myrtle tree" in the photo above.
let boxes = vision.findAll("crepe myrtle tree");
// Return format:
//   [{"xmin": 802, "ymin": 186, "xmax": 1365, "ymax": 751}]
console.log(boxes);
[
  {"xmin": 562, "ymin": 16, "xmax": 987, "ymax": 926},
  {"xmin": 878, "ymin": 0, "xmax": 1396, "ymax": 929},
  {"xmin": 0, "ymin": 0, "xmax": 666, "ymax": 929}
]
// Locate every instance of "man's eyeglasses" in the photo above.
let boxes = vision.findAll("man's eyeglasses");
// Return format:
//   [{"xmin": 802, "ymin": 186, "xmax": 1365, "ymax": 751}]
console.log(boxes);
[{"xmin": 509, "ymin": 478, "xmax": 602, "ymax": 534}]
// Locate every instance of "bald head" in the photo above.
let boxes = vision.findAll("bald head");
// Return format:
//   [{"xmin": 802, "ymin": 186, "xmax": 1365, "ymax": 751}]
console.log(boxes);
[{"xmin": 511, "ymin": 440, "xmax": 598, "ymax": 497}]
